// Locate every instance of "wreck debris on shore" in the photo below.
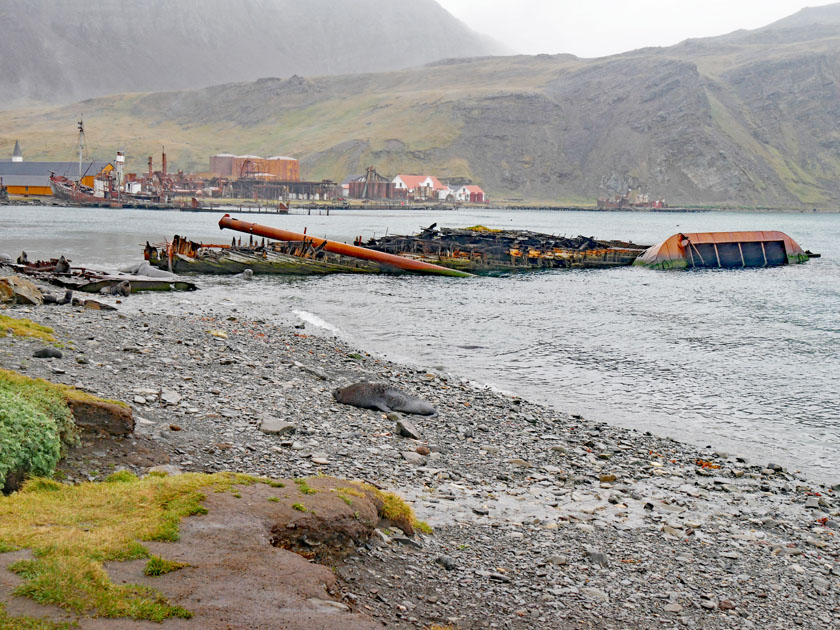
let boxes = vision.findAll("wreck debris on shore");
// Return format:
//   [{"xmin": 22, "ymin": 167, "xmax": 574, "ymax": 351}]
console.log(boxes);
[{"xmin": 2, "ymin": 256, "xmax": 197, "ymax": 293}]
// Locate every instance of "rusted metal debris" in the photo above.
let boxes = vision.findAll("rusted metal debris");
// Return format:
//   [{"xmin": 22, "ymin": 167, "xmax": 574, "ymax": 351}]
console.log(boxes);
[{"xmin": 364, "ymin": 224, "xmax": 649, "ymax": 273}]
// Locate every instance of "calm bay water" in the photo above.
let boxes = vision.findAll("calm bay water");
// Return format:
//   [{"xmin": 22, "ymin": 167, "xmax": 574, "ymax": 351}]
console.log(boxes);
[{"xmin": 2, "ymin": 205, "xmax": 839, "ymax": 480}]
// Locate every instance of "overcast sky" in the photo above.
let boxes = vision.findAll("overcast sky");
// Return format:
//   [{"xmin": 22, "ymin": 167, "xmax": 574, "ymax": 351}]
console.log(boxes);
[{"xmin": 437, "ymin": 0, "xmax": 838, "ymax": 57}]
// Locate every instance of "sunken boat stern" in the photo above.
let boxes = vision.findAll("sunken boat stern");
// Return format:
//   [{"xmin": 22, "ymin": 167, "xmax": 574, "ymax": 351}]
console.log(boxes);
[{"xmin": 634, "ymin": 231, "xmax": 810, "ymax": 270}]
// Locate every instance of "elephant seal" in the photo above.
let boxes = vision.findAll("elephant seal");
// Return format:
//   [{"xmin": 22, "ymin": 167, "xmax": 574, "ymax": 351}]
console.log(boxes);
[{"xmin": 333, "ymin": 382, "xmax": 436, "ymax": 416}]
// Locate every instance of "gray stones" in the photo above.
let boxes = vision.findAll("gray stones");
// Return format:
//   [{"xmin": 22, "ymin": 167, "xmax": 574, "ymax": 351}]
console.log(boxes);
[
  {"xmin": 546, "ymin": 555, "xmax": 568, "ymax": 566},
  {"xmin": 812, "ymin": 577, "xmax": 830, "ymax": 594},
  {"xmin": 585, "ymin": 549, "xmax": 610, "ymax": 567},
  {"xmin": 434, "ymin": 556, "xmax": 457, "ymax": 571},
  {"xmin": 804, "ymin": 496, "xmax": 821, "ymax": 509},
  {"xmin": 663, "ymin": 602, "xmax": 683, "ymax": 613},
  {"xmin": 581, "ymin": 587, "xmax": 608, "ymax": 603},
  {"xmin": 259, "ymin": 417, "xmax": 297, "ymax": 436},
  {"xmin": 396, "ymin": 419, "xmax": 422, "ymax": 440},
  {"xmin": 699, "ymin": 597, "xmax": 717, "ymax": 610},
  {"xmin": 160, "ymin": 389, "xmax": 182, "ymax": 405},
  {"xmin": 148, "ymin": 465, "xmax": 183, "ymax": 476},
  {"xmin": 401, "ymin": 451, "xmax": 426, "ymax": 466}
]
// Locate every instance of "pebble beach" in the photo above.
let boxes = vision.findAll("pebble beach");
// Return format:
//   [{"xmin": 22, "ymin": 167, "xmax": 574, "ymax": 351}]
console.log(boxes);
[{"xmin": 1, "ymin": 283, "xmax": 839, "ymax": 629}]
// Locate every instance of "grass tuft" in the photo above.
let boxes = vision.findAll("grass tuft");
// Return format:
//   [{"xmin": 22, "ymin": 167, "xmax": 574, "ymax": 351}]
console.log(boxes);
[
  {"xmin": 144, "ymin": 555, "xmax": 188, "ymax": 577},
  {"xmin": 105, "ymin": 470, "xmax": 138, "ymax": 484},
  {"xmin": 292, "ymin": 502, "xmax": 307, "ymax": 512},
  {"xmin": 294, "ymin": 478, "xmax": 317, "ymax": 495}
]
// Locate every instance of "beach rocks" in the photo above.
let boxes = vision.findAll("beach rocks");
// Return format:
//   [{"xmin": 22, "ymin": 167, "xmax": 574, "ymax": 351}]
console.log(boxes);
[
  {"xmin": 259, "ymin": 417, "xmax": 296, "ymax": 436},
  {"xmin": 395, "ymin": 419, "xmax": 422, "ymax": 440},
  {"xmin": 0, "ymin": 276, "xmax": 42, "ymax": 305}
]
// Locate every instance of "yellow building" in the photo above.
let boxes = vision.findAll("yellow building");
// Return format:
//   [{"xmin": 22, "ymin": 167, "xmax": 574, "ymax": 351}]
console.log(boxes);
[{"xmin": 0, "ymin": 161, "xmax": 113, "ymax": 196}]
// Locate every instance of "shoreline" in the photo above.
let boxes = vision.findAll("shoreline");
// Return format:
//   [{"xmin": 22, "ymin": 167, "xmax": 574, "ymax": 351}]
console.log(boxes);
[
  {"xmin": 1, "ymin": 285, "xmax": 838, "ymax": 628},
  {"xmin": 4, "ymin": 197, "xmax": 840, "ymax": 214}
]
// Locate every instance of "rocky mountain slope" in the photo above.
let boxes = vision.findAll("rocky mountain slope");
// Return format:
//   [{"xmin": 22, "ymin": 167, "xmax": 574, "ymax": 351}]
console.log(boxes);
[
  {"xmin": 0, "ymin": 0, "xmax": 504, "ymax": 107},
  {"xmin": 3, "ymin": 4, "xmax": 840, "ymax": 207}
]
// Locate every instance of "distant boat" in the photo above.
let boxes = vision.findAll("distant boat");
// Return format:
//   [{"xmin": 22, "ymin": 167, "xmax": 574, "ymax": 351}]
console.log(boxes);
[{"xmin": 634, "ymin": 231, "xmax": 811, "ymax": 269}]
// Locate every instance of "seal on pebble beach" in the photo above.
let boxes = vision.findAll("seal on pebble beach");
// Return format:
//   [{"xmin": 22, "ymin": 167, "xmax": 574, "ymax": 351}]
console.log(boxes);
[{"xmin": 333, "ymin": 382, "xmax": 437, "ymax": 416}]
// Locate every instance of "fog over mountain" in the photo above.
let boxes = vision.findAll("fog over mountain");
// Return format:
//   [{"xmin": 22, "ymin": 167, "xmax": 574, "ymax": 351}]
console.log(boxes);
[{"xmin": 0, "ymin": 0, "xmax": 505, "ymax": 107}]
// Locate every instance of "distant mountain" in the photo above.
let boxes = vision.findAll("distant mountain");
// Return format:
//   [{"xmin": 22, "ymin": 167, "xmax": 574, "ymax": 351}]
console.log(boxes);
[
  {"xmin": 4, "ymin": 3, "xmax": 840, "ymax": 208},
  {"xmin": 0, "ymin": 0, "xmax": 505, "ymax": 107}
]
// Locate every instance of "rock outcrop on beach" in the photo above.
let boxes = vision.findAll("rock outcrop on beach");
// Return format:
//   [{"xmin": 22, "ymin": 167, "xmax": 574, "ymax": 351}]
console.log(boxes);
[{"xmin": 0, "ymin": 0, "xmax": 504, "ymax": 107}]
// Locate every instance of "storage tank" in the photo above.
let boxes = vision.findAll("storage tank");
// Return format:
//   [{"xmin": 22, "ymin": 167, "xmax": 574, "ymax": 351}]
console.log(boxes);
[
  {"xmin": 210, "ymin": 154, "xmax": 235, "ymax": 177},
  {"xmin": 267, "ymin": 156, "xmax": 300, "ymax": 181}
]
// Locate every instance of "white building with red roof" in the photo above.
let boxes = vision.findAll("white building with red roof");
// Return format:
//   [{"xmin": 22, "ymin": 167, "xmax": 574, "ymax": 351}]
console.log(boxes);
[
  {"xmin": 454, "ymin": 185, "xmax": 486, "ymax": 203},
  {"xmin": 392, "ymin": 174, "xmax": 450, "ymax": 200}
]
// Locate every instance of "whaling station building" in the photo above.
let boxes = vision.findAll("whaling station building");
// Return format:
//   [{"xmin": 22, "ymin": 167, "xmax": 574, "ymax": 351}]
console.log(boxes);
[{"xmin": 0, "ymin": 140, "xmax": 112, "ymax": 196}]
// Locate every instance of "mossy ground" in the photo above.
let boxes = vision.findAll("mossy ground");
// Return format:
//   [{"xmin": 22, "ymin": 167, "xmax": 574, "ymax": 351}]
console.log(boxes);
[
  {"xmin": 0, "ymin": 316, "xmax": 56, "ymax": 343},
  {"xmin": 0, "ymin": 471, "xmax": 259, "ymax": 625},
  {"xmin": 0, "ymin": 472, "xmax": 423, "ymax": 626}
]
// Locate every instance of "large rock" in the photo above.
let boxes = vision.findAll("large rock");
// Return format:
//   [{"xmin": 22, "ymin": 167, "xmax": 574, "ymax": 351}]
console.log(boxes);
[
  {"xmin": 68, "ymin": 398, "xmax": 134, "ymax": 436},
  {"xmin": 0, "ymin": 276, "xmax": 43, "ymax": 305}
]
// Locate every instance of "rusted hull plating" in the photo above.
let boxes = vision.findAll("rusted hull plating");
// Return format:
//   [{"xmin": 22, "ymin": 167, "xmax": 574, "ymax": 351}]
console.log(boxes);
[{"xmin": 634, "ymin": 231, "xmax": 810, "ymax": 269}]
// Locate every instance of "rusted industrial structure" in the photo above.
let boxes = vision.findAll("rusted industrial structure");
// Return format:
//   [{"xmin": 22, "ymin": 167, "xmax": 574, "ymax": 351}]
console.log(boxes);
[
  {"xmin": 347, "ymin": 166, "xmax": 405, "ymax": 200},
  {"xmin": 210, "ymin": 154, "xmax": 300, "ymax": 181}
]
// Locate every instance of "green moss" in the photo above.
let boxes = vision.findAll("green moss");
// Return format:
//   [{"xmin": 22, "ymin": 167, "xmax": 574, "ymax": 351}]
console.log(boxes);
[
  {"xmin": 292, "ymin": 503, "xmax": 307, "ymax": 512},
  {"xmin": 0, "ymin": 315, "xmax": 56, "ymax": 343},
  {"xmin": 268, "ymin": 496, "xmax": 280, "ymax": 503},
  {"xmin": 0, "ymin": 391, "xmax": 63, "ymax": 491},
  {"xmin": 144, "ymin": 555, "xmax": 187, "ymax": 577},
  {"xmin": 416, "ymin": 521, "xmax": 433, "ymax": 535},
  {"xmin": 294, "ymin": 479, "xmax": 317, "ymax": 495}
]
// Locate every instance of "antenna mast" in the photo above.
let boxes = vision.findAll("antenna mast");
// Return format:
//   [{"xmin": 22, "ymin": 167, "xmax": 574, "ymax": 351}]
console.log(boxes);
[{"xmin": 77, "ymin": 117, "xmax": 86, "ymax": 180}]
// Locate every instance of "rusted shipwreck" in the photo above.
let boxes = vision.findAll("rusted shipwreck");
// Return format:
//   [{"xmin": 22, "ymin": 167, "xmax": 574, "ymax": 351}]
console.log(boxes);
[
  {"xmin": 365, "ymin": 224, "xmax": 647, "ymax": 273},
  {"xmin": 634, "ymin": 231, "xmax": 812, "ymax": 269},
  {"xmin": 144, "ymin": 217, "xmax": 646, "ymax": 277}
]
